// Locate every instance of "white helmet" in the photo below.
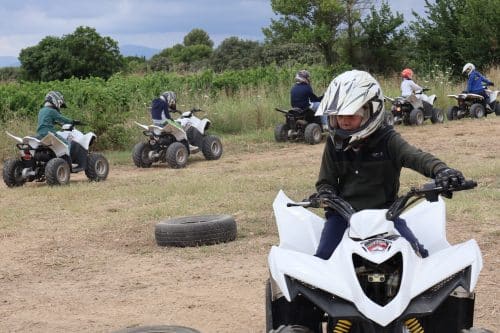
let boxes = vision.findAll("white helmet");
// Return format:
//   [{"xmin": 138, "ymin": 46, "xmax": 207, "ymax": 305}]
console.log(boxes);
[
  {"xmin": 315, "ymin": 70, "xmax": 384, "ymax": 145},
  {"xmin": 462, "ymin": 63, "xmax": 475, "ymax": 75}
]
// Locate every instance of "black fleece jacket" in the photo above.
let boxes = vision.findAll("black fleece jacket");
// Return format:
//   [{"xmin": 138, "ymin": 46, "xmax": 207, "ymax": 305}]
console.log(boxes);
[{"xmin": 316, "ymin": 126, "xmax": 447, "ymax": 211}]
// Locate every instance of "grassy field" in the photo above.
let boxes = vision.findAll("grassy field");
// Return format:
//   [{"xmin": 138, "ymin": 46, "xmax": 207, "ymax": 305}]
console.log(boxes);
[{"xmin": 0, "ymin": 116, "xmax": 498, "ymax": 332}]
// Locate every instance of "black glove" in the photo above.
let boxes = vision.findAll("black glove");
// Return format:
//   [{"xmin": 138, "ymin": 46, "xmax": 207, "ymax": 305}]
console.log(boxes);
[
  {"xmin": 435, "ymin": 167, "xmax": 465, "ymax": 189},
  {"xmin": 308, "ymin": 187, "xmax": 338, "ymax": 202},
  {"xmin": 72, "ymin": 119, "xmax": 82, "ymax": 126},
  {"xmin": 488, "ymin": 82, "xmax": 494, "ymax": 86}
]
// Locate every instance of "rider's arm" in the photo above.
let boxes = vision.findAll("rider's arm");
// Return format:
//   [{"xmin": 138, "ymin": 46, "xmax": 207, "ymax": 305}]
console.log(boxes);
[
  {"xmin": 409, "ymin": 80, "xmax": 423, "ymax": 93},
  {"xmin": 388, "ymin": 131, "xmax": 447, "ymax": 178},
  {"xmin": 51, "ymin": 108, "xmax": 73, "ymax": 125}
]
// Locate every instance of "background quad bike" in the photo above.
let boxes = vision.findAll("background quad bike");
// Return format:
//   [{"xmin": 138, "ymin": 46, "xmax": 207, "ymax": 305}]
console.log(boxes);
[
  {"xmin": 385, "ymin": 91, "xmax": 445, "ymax": 126},
  {"xmin": 3, "ymin": 127, "xmax": 109, "ymax": 187},
  {"xmin": 274, "ymin": 107, "xmax": 325, "ymax": 145},
  {"xmin": 447, "ymin": 91, "xmax": 500, "ymax": 120},
  {"xmin": 132, "ymin": 118, "xmax": 223, "ymax": 169}
]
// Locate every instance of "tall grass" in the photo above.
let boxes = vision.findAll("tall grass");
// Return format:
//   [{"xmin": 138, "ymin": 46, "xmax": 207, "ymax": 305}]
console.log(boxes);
[{"xmin": 1, "ymin": 67, "xmax": 499, "ymax": 161}]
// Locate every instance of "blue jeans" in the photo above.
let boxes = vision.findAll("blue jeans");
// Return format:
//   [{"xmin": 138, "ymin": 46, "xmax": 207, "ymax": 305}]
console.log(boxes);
[{"xmin": 315, "ymin": 212, "xmax": 428, "ymax": 259}]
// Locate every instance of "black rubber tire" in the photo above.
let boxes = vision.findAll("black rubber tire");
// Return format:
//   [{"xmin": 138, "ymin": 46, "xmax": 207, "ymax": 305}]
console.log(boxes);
[
  {"xmin": 165, "ymin": 142, "xmax": 188, "ymax": 168},
  {"xmin": 3, "ymin": 159, "xmax": 26, "ymax": 187},
  {"xmin": 274, "ymin": 123, "xmax": 289, "ymax": 142},
  {"xmin": 430, "ymin": 108, "xmax": 444, "ymax": 123},
  {"xmin": 85, "ymin": 152, "xmax": 109, "ymax": 181},
  {"xmin": 409, "ymin": 108, "xmax": 424, "ymax": 125},
  {"xmin": 447, "ymin": 106, "xmax": 458, "ymax": 121},
  {"xmin": 111, "ymin": 325, "xmax": 201, "ymax": 333},
  {"xmin": 266, "ymin": 279, "xmax": 273, "ymax": 332},
  {"xmin": 45, "ymin": 158, "xmax": 70, "ymax": 186},
  {"xmin": 470, "ymin": 103, "xmax": 485, "ymax": 118},
  {"xmin": 155, "ymin": 214, "xmax": 237, "ymax": 247},
  {"xmin": 461, "ymin": 328, "xmax": 494, "ymax": 333},
  {"xmin": 270, "ymin": 325, "xmax": 315, "ymax": 333},
  {"xmin": 384, "ymin": 112, "xmax": 395, "ymax": 126},
  {"xmin": 132, "ymin": 142, "xmax": 153, "ymax": 168},
  {"xmin": 201, "ymin": 135, "xmax": 223, "ymax": 160},
  {"xmin": 304, "ymin": 123, "xmax": 322, "ymax": 145},
  {"xmin": 495, "ymin": 102, "xmax": 500, "ymax": 116}
]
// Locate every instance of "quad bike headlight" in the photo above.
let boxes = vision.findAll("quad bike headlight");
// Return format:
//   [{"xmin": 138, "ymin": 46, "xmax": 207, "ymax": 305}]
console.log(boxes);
[{"xmin": 352, "ymin": 252, "xmax": 403, "ymax": 306}]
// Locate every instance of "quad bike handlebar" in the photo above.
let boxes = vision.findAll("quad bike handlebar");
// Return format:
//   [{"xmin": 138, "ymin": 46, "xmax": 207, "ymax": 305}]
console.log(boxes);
[{"xmin": 288, "ymin": 180, "xmax": 477, "ymax": 222}]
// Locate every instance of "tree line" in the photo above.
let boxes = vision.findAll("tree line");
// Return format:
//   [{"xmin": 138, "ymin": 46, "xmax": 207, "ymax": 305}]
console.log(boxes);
[{"xmin": 1, "ymin": 0, "xmax": 498, "ymax": 82}]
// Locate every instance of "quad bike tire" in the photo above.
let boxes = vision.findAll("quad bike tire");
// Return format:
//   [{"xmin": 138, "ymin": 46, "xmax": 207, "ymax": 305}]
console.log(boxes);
[
  {"xmin": 269, "ymin": 325, "xmax": 314, "ymax": 333},
  {"xmin": 85, "ymin": 152, "xmax": 109, "ymax": 181},
  {"xmin": 430, "ymin": 108, "xmax": 445, "ymax": 123},
  {"xmin": 45, "ymin": 157, "xmax": 70, "ymax": 186},
  {"xmin": 384, "ymin": 112, "xmax": 395, "ymax": 126},
  {"xmin": 166, "ymin": 142, "xmax": 188, "ymax": 169},
  {"xmin": 111, "ymin": 325, "xmax": 201, "ymax": 333},
  {"xmin": 3, "ymin": 159, "xmax": 26, "ymax": 187},
  {"xmin": 470, "ymin": 103, "xmax": 485, "ymax": 118},
  {"xmin": 155, "ymin": 214, "xmax": 236, "ymax": 247},
  {"xmin": 201, "ymin": 135, "xmax": 223, "ymax": 160},
  {"xmin": 447, "ymin": 106, "xmax": 459, "ymax": 121},
  {"xmin": 274, "ymin": 123, "xmax": 289, "ymax": 142},
  {"xmin": 461, "ymin": 328, "xmax": 494, "ymax": 333},
  {"xmin": 304, "ymin": 123, "xmax": 322, "ymax": 145},
  {"xmin": 494, "ymin": 102, "xmax": 500, "ymax": 116},
  {"xmin": 132, "ymin": 142, "xmax": 153, "ymax": 168},
  {"xmin": 409, "ymin": 108, "xmax": 424, "ymax": 125}
]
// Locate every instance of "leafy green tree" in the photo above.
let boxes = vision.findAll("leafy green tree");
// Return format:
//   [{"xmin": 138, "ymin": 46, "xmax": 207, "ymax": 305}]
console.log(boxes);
[
  {"xmin": 261, "ymin": 43, "xmax": 324, "ymax": 66},
  {"xmin": 19, "ymin": 26, "xmax": 123, "ymax": 81},
  {"xmin": 263, "ymin": 0, "xmax": 346, "ymax": 65},
  {"xmin": 210, "ymin": 37, "xmax": 262, "ymax": 71},
  {"xmin": 357, "ymin": 1, "xmax": 407, "ymax": 73},
  {"xmin": 183, "ymin": 28, "xmax": 214, "ymax": 48},
  {"xmin": 410, "ymin": 0, "xmax": 499, "ymax": 74}
]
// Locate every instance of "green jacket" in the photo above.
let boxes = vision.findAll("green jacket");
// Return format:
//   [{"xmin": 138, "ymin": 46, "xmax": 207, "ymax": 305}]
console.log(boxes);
[
  {"xmin": 316, "ymin": 126, "xmax": 447, "ymax": 211},
  {"xmin": 36, "ymin": 106, "xmax": 73, "ymax": 139}
]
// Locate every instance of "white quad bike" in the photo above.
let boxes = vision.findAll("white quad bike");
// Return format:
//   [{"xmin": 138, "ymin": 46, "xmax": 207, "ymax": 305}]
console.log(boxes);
[
  {"xmin": 385, "ymin": 88, "xmax": 444, "ymax": 126},
  {"xmin": 3, "ymin": 123, "xmax": 109, "ymax": 187},
  {"xmin": 447, "ymin": 87, "xmax": 500, "ymax": 120},
  {"xmin": 267, "ymin": 180, "xmax": 490, "ymax": 333},
  {"xmin": 132, "ymin": 108, "xmax": 223, "ymax": 169}
]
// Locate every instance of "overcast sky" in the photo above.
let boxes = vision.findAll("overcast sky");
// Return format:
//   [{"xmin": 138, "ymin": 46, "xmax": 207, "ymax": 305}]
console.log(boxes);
[{"xmin": 0, "ymin": 0, "xmax": 427, "ymax": 58}]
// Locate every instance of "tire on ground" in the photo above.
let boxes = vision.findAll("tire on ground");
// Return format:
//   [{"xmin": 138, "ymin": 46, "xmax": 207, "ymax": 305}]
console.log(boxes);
[
  {"xmin": 3, "ymin": 159, "xmax": 26, "ymax": 187},
  {"xmin": 270, "ymin": 325, "xmax": 315, "ymax": 333},
  {"xmin": 304, "ymin": 123, "xmax": 322, "ymax": 145},
  {"xmin": 461, "ymin": 328, "xmax": 494, "ymax": 333},
  {"xmin": 166, "ymin": 142, "xmax": 188, "ymax": 168},
  {"xmin": 85, "ymin": 152, "xmax": 109, "ymax": 181},
  {"xmin": 430, "ymin": 108, "xmax": 444, "ymax": 123},
  {"xmin": 470, "ymin": 103, "xmax": 485, "ymax": 118},
  {"xmin": 495, "ymin": 102, "xmax": 500, "ymax": 116},
  {"xmin": 447, "ymin": 106, "xmax": 458, "ymax": 121},
  {"xmin": 155, "ymin": 214, "xmax": 237, "ymax": 247},
  {"xmin": 132, "ymin": 142, "xmax": 153, "ymax": 168},
  {"xmin": 45, "ymin": 157, "xmax": 70, "ymax": 186},
  {"xmin": 409, "ymin": 108, "xmax": 424, "ymax": 125},
  {"xmin": 274, "ymin": 124, "xmax": 289, "ymax": 142},
  {"xmin": 201, "ymin": 135, "xmax": 223, "ymax": 160},
  {"xmin": 111, "ymin": 325, "xmax": 201, "ymax": 333}
]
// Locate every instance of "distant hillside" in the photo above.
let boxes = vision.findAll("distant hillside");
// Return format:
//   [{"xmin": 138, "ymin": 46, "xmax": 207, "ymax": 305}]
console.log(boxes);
[
  {"xmin": 0, "ymin": 56, "xmax": 20, "ymax": 68},
  {"xmin": 120, "ymin": 44, "xmax": 160, "ymax": 59}
]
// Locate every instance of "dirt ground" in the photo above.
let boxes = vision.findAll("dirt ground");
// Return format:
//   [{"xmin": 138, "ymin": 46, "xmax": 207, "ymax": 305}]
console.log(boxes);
[{"xmin": 0, "ymin": 118, "xmax": 498, "ymax": 333}]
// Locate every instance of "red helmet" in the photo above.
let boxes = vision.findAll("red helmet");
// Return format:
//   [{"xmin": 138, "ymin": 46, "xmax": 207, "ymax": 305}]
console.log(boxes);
[{"xmin": 401, "ymin": 68, "xmax": 413, "ymax": 79}]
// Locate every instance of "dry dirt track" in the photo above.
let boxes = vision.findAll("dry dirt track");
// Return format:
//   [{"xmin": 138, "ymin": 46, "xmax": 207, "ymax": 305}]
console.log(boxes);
[{"xmin": 0, "ymin": 118, "xmax": 499, "ymax": 333}]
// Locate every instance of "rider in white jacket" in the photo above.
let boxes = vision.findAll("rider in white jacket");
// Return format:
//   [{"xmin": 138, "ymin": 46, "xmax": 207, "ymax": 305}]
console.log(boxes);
[{"xmin": 400, "ymin": 68, "xmax": 431, "ymax": 106}]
